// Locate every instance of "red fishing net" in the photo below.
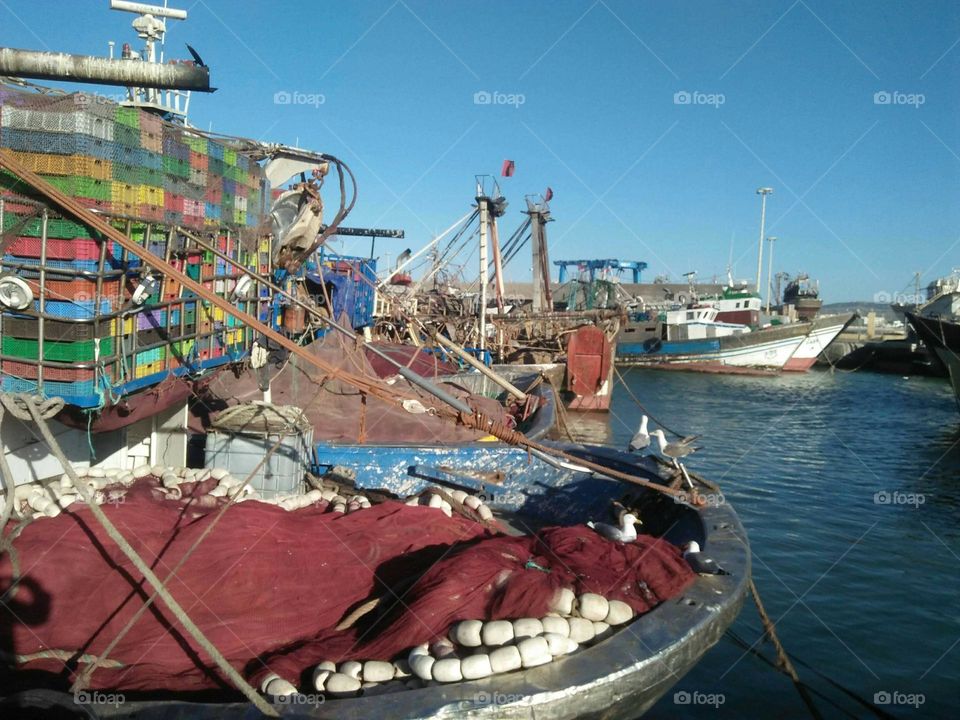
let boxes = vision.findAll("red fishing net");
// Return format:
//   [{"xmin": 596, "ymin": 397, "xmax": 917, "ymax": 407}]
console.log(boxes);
[{"xmin": 0, "ymin": 479, "xmax": 694, "ymax": 693}]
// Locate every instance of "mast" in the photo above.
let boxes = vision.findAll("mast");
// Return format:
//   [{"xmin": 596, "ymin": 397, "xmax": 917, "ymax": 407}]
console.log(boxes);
[{"xmin": 477, "ymin": 183, "xmax": 490, "ymax": 350}]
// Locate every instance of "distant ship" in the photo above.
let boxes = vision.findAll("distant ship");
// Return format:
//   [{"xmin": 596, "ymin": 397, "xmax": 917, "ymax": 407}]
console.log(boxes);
[{"xmin": 779, "ymin": 274, "xmax": 822, "ymax": 321}]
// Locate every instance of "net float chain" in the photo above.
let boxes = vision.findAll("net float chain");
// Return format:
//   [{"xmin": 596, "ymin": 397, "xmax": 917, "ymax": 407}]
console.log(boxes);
[
  {"xmin": 405, "ymin": 488, "xmax": 494, "ymax": 521},
  {"xmin": 259, "ymin": 591, "xmax": 635, "ymax": 699}
]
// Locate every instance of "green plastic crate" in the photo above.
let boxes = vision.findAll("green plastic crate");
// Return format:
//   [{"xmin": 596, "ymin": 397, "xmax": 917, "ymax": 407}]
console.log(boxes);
[
  {"xmin": 185, "ymin": 136, "xmax": 208, "ymax": 154},
  {"xmin": 1, "ymin": 335, "xmax": 114, "ymax": 362},
  {"xmin": 42, "ymin": 175, "xmax": 112, "ymax": 201},
  {"xmin": 115, "ymin": 106, "xmax": 140, "ymax": 129},
  {"xmin": 162, "ymin": 156, "xmax": 190, "ymax": 179},
  {"xmin": 2, "ymin": 213, "xmax": 97, "ymax": 239}
]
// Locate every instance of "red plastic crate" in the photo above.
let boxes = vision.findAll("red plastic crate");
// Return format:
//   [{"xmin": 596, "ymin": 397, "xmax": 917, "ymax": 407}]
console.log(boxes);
[
  {"xmin": 26, "ymin": 276, "xmax": 123, "ymax": 303},
  {"xmin": 1, "ymin": 360, "xmax": 100, "ymax": 383},
  {"xmin": 164, "ymin": 193, "xmax": 185, "ymax": 213},
  {"xmin": 8, "ymin": 236, "xmax": 109, "ymax": 261},
  {"xmin": 139, "ymin": 205, "xmax": 163, "ymax": 222},
  {"xmin": 189, "ymin": 151, "xmax": 208, "ymax": 171}
]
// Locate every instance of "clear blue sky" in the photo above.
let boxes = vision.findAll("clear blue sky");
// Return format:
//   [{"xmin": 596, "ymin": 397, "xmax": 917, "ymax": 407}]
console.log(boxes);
[{"xmin": 2, "ymin": 0, "xmax": 958, "ymax": 302}]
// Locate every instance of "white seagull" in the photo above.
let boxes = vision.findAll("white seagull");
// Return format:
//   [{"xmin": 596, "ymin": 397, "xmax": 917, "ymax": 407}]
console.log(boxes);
[
  {"xmin": 628, "ymin": 415, "xmax": 651, "ymax": 452},
  {"xmin": 587, "ymin": 513, "xmax": 639, "ymax": 543},
  {"xmin": 650, "ymin": 429, "xmax": 700, "ymax": 465}
]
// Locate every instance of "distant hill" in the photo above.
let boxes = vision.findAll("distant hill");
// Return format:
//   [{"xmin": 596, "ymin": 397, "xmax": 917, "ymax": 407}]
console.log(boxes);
[{"xmin": 822, "ymin": 301, "xmax": 898, "ymax": 322}]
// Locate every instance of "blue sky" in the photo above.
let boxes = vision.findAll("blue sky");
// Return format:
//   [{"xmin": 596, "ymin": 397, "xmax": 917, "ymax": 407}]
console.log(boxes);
[{"xmin": 2, "ymin": 0, "xmax": 958, "ymax": 302}]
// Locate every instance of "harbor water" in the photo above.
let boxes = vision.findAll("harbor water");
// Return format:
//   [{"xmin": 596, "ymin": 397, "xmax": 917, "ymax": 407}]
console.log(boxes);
[{"xmin": 566, "ymin": 368, "xmax": 960, "ymax": 719}]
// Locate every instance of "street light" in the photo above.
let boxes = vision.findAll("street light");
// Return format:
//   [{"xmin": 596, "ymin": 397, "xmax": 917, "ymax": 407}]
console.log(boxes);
[
  {"xmin": 755, "ymin": 187, "xmax": 773, "ymax": 296},
  {"xmin": 765, "ymin": 236, "xmax": 777, "ymax": 313}
]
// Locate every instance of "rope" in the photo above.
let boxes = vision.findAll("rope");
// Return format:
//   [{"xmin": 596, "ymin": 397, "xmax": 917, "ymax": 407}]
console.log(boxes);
[
  {"xmin": 612, "ymin": 365, "xmax": 689, "ymax": 439},
  {"xmin": 3, "ymin": 393, "xmax": 277, "ymax": 716}
]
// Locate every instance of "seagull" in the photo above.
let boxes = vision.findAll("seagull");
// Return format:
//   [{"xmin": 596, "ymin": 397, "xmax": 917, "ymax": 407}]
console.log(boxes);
[
  {"xmin": 628, "ymin": 415, "xmax": 651, "ymax": 452},
  {"xmin": 587, "ymin": 513, "xmax": 639, "ymax": 543},
  {"xmin": 650, "ymin": 429, "xmax": 700, "ymax": 465},
  {"xmin": 186, "ymin": 44, "xmax": 207, "ymax": 67},
  {"xmin": 682, "ymin": 541, "xmax": 728, "ymax": 576}
]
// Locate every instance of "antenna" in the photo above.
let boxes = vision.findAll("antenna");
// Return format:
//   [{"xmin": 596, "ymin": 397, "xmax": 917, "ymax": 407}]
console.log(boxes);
[{"xmin": 110, "ymin": 0, "xmax": 191, "ymax": 122}]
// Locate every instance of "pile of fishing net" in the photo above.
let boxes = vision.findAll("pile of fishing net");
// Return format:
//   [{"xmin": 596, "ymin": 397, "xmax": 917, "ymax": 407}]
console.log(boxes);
[
  {"xmin": 0, "ymin": 478, "xmax": 694, "ymax": 693},
  {"xmin": 193, "ymin": 331, "xmax": 509, "ymax": 444}
]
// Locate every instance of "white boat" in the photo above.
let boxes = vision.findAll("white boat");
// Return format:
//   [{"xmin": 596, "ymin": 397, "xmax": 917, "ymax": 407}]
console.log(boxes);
[{"xmin": 783, "ymin": 313, "xmax": 856, "ymax": 372}]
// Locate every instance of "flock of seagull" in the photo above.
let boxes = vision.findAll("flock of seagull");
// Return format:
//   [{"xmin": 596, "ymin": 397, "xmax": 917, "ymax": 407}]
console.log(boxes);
[{"xmin": 586, "ymin": 415, "xmax": 725, "ymax": 575}]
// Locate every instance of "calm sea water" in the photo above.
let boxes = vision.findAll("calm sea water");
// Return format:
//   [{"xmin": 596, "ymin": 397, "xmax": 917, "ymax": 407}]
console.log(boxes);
[{"xmin": 565, "ymin": 368, "xmax": 960, "ymax": 719}]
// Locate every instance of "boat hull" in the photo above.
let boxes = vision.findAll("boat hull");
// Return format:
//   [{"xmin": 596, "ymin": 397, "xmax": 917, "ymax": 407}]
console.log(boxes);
[
  {"xmin": 783, "ymin": 313, "xmax": 855, "ymax": 372},
  {"xmin": 79, "ymin": 444, "xmax": 748, "ymax": 720},
  {"xmin": 617, "ymin": 322, "xmax": 810, "ymax": 371},
  {"xmin": 905, "ymin": 312, "xmax": 960, "ymax": 413}
]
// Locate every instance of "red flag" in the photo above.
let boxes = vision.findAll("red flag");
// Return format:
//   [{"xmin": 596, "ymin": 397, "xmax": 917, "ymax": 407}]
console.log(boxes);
[
  {"xmin": 501, "ymin": 159, "xmax": 515, "ymax": 177},
  {"xmin": 544, "ymin": 186, "xmax": 553, "ymax": 201}
]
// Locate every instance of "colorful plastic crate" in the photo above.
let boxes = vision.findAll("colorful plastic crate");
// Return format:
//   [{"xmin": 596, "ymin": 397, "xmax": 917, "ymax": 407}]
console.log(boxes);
[{"xmin": 1, "ymin": 335, "xmax": 114, "ymax": 362}]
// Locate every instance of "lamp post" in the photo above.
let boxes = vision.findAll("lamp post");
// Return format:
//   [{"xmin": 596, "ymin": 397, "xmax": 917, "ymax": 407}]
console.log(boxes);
[
  {"xmin": 765, "ymin": 236, "xmax": 777, "ymax": 313},
  {"xmin": 755, "ymin": 187, "xmax": 773, "ymax": 295}
]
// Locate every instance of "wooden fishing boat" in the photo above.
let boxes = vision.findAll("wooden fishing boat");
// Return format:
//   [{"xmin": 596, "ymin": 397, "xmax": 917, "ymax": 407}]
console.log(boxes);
[{"xmin": 0, "ymin": 439, "xmax": 749, "ymax": 720}]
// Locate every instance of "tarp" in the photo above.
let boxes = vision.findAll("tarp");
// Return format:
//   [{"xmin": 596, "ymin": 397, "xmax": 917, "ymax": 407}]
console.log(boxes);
[{"xmin": 0, "ymin": 479, "xmax": 695, "ymax": 693}]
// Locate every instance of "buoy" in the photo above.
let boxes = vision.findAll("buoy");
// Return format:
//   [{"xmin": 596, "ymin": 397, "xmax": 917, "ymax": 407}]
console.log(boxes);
[
  {"xmin": 451, "ymin": 620, "xmax": 484, "ymax": 647},
  {"xmin": 577, "ymin": 593, "xmax": 609, "ymax": 622},
  {"xmin": 427, "ymin": 494, "xmax": 442, "ymax": 509},
  {"xmin": 150, "ymin": 465, "xmax": 166, "ymax": 477},
  {"xmin": 209, "ymin": 485, "xmax": 228, "ymax": 498},
  {"xmin": 604, "ymin": 600, "xmax": 634, "ymax": 625},
  {"xmin": 463, "ymin": 495, "xmax": 482, "ymax": 510},
  {"xmin": 567, "ymin": 617, "xmax": 596, "ymax": 644},
  {"xmin": 161, "ymin": 473, "xmax": 179, "ymax": 488},
  {"xmin": 312, "ymin": 661, "xmax": 336, "ymax": 691},
  {"xmin": 592, "ymin": 621, "xmax": 611, "ymax": 640},
  {"xmin": 461, "ymin": 653, "xmax": 493, "ymax": 679},
  {"xmin": 87, "ymin": 467, "xmax": 106, "ymax": 479},
  {"xmin": 489, "ymin": 645, "xmax": 522, "ymax": 673},
  {"xmin": 517, "ymin": 637, "xmax": 551, "ymax": 668},
  {"xmin": 541, "ymin": 616, "xmax": 570, "ymax": 637},
  {"xmin": 362, "ymin": 660, "xmax": 395, "ymax": 683},
  {"xmin": 478, "ymin": 505, "xmax": 494, "ymax": 521},
  {"xmin": 431, "ymin": 657, "xmax": 463, "ymax": 683},
  {"xmin": 409, "ymin": 654, "xmax": 435, "ymax": 681},
  {"xmin": 132, "ymin": 465, "xmax": 152, "ymax": 479},
  {"xmin": 481, "ymin": 620, "xmax": 514, "ymax": 647},
  {"xmin": 549, "ymin": 588, "xmax": 576, "ymax": 616},
  {"xmin": 543, "ymin": 632, "xmax": 576, "ymax": 656},
  {"xmin": 430, "ymin": 639, "xmax": 456, "ymax": 659},
  {"xmin": 450, "ymin": 490, "xmax": 468, "ymax": 503},
  {"xmin": 324, "ymin": 672, "xmax": 361, "ymax": 695},
  {"xmin": 209, "ymin": 468, "xmax": 230, "ymax": 481},
  {"xmin": 512, "ymin": 618, "xmax": 543, "ymax": 640},
  {"xmin": 262, "ymin": 674, "xmax": 297, "ymax": 699},
  {"xmin": 339, "ymin": 660, "xmax": 362, "ymax": 679},
  {"xmin": 392, "ymin": 659, "xmax": 411, "ymax": 678}
]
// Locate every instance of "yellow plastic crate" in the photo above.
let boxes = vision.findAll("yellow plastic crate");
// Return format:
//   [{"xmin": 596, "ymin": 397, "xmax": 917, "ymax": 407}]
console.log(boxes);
[
  {"xmin": 137, "ymin": 185, "xmax": 164, "ymax": 207},
  {"xmin": 11, "ymin": 151, "xmax": 113, "ymax": 180},
  {"xmin": 112, "ymin": 182, "xmax": 137, "ymax": 206}
]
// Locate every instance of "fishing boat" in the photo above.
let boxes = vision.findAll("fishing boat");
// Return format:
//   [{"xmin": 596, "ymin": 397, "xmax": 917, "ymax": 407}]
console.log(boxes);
[
  {"xmin": 904, "ymin": 311, "xmax": 960, "ymax": 413},
  {"xmin": 616, "ymin": 303, "xmax": 812, "ymax": 373},
  {"xmin": 778, "ymin": 274, "xmax": 822, "ymax": 320},
  {"xmin": 0, "ymin": 430, "xmax": 749, "ymax": 720},
  {"xmin": 783, "ymin": 312, "xmax": 857, "ymax": 372}
]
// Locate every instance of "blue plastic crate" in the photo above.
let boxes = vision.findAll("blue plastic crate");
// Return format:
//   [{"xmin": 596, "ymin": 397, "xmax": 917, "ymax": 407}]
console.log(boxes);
[
  {"xmin": 3, "ymin": 254, "xmax": 133, "ymax": 272},
  {"xmin": 0, "ymin": 375, "xmax": 102, "ymax": 408},
  {"xmin": 0, "ymin": 128, "xmax": 112, "ymax": 159},
  {"xmin": 34, "ymin": 298, "xmax": 114, "ymax": 319},
  {"xmin": 136, "ymin": 148, "xmax": 163, "ymax": 171}
]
